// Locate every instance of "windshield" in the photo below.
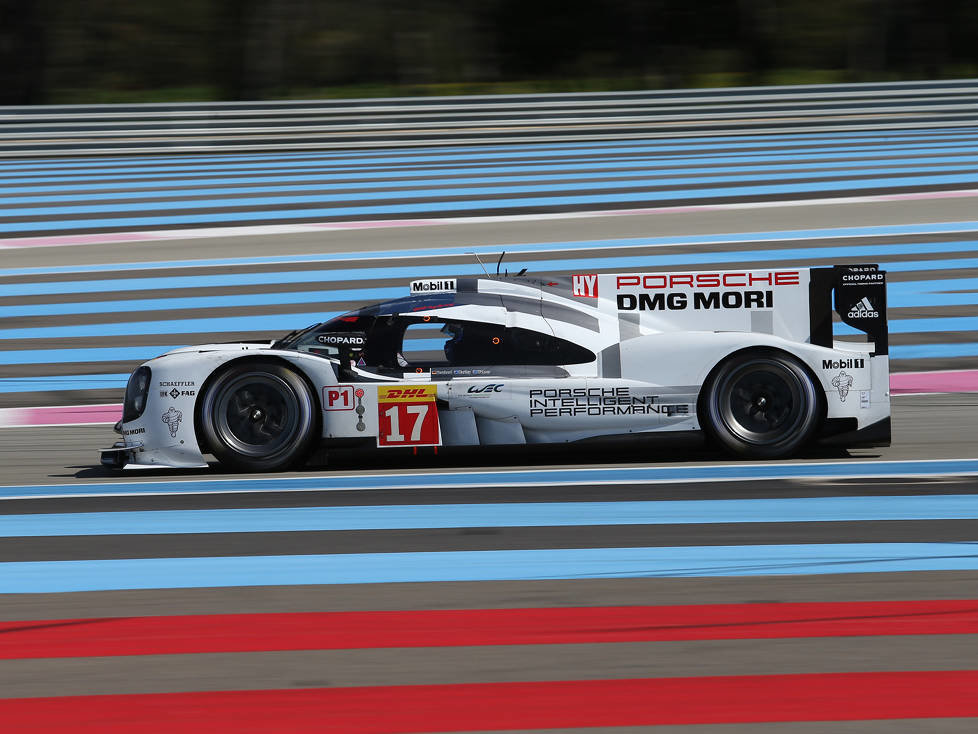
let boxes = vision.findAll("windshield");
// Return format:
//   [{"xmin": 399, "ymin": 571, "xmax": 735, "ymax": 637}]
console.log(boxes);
[{"xmin": 272, "ymin": 322, "xmax": 323, "ymax": 350}]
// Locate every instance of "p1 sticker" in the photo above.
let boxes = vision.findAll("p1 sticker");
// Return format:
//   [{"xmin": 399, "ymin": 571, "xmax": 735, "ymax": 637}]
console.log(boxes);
[
  {"xmin": 377, "ymin": 384, "xmax": 441, "ymax": 447},
  {"xmin": 323, "ymin": 385, "xmax": 354, "ymax": 411}
]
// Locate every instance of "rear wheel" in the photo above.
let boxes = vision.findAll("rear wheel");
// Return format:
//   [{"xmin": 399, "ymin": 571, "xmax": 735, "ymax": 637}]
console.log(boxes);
[
  {"xmin": 702, "ymin": 350, "xmax": 821, "ymax": 458},
  {"xmin": 200, "ymin": 361, "xmax": 317, "ymax": 471}
]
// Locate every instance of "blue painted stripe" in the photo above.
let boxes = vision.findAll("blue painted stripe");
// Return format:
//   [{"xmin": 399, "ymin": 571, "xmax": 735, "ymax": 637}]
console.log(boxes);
[
  {"xmin": 2, "ymin": 269, "xmax": 977, "ymax": 341},
  {"xmin": 890, "ymin": 343, "xmax": 978, "ymax": 359},
  {"xmin": 6, "ymin": 172, "xmax": 978, "ymax": 234},
  {"xmin": 3, "ymin": 130, "xmax": 976, "ymax": 179},
  {"xmin": 5, "ymin": 171, "xmax": 978, "ymax": 223},
  {"xmin": 7, "ymin": 143, "xmax": 978, "ymax": 191},
  {"xmin": 0, "ymin": 374, "xmax": 128, "ymax": 393},
  {"xmin": 6, "ymin": 495, "xmax": 978, "ymax": 538},
  {"xmin": 8, "ymin": 157, "xmax": 978, "ymax": 205},
  {"xmin": 5, "ymin": 240, "xmax": 978, "ymax": 298},
  {"xmin": 2, "ymin": 276, "xmax": 975, "ymax": 320},
  {"xmin": 6, "ymin": 221, "xmax": 978, "ymax": 278},
  {"xmin": 2, "ymin": 459, "xmax": 977, "ymax": 499},
  {"xmin": 10, "ymin": 167, "xmax": 978, "ymax": 219},
  {"xmin": 0, "ymin": 313, "xmax": 330, "ymax": 339},
  {"xmin": 0, "ymin": 287, "xmax": 403, "ymax": 319},
  {"xmin": 8, "ymin": 151, "xmax": 978, "ymax": 199},
  {"xmin": 3, "ymin": 543, "xmax": 978, "ymax": 592},
  {"xmin": 0, "ymin": 346, "xmax": 182, "ymax": 367},
  {"xmin": 836, "ymin": 315, "xmax": 978, "ymax": 336}
]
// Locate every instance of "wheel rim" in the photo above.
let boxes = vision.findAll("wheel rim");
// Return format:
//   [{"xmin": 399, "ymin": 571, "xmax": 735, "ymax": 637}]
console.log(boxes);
[
  {"xmin": 714, "ymin": 359, "xmax": 808, "ymax": 446},
  {"xmin": 213, "ymin": 372, "xmax": 302, "ymax": 458}
]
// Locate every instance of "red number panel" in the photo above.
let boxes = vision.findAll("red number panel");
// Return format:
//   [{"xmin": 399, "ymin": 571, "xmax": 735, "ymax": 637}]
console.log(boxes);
[{"xmin": 377, "ymin": 385, "xmax": 440, "ymax": 447}]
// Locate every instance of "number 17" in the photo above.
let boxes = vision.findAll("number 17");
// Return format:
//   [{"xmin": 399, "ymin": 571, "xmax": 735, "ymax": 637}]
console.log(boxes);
[{"xmin": 384, "ymin": 403, "xmax": 428, "ymax": 442}]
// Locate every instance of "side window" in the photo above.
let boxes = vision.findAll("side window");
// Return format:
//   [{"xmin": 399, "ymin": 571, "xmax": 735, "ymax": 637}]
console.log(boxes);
[
  {"xmin": 440, "ymin": 321, "xmax": 514, "ymax": 364},
  {"xmin": 399, "ymin": 319, "xmax": 594, "ymax": 367},
  {"xmin": 401, "ymin": 322, "xmax": 450, "ymax": 365}
]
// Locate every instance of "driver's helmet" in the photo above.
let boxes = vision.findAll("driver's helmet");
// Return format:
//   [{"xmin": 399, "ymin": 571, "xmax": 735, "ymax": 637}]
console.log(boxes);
[{"xmin": 442, "ymin": 322, "xmax": 463, "ymax": 361}]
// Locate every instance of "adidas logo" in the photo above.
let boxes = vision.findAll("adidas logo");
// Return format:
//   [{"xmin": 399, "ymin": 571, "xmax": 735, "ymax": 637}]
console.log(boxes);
[{"xmin": 847, "ymin": 296, "xmax": 879, "ymax": 319}]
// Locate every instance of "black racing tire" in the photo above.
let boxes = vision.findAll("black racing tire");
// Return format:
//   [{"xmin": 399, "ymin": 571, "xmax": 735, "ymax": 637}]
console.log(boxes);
[
  {"xmin": 199, "ymin": 361, "xmax": 317, "ymax": 472},
  {"xmin": 701, "ymin": 350, "xmax": 822, "ymax": 459}
]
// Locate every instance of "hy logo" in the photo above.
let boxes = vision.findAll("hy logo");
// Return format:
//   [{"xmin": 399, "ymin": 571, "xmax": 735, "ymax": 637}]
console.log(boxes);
[
  {"xmin": 572, "ymin": 274, "xmax": 598, "ymax": 298},
  {"xmin": 848, "ymin": 297, "xmax": 879, "ymax": 319}
]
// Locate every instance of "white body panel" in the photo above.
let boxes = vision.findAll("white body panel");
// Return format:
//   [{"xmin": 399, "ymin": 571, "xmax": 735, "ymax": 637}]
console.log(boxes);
[{"xmin": 108, "ymin": 265, "xmax": 890, "ymax": 469}]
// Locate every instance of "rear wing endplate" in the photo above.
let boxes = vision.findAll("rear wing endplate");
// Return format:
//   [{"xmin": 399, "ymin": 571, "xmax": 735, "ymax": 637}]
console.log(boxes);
[{"xmin": 809, "ymin": 264, "xmax": 888, "ymax": 356}]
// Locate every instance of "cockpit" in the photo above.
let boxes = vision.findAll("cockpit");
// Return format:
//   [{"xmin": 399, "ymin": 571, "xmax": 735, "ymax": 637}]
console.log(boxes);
[{"xmin": 277, "ymin": 293, "xmax": 595, "ymax": 374}]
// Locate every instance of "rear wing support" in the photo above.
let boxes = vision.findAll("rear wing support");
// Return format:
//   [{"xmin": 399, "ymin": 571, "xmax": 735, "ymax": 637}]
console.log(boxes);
[{"xmin": 809, "ymin": 264, "xmax": 888, "ymax": 356}]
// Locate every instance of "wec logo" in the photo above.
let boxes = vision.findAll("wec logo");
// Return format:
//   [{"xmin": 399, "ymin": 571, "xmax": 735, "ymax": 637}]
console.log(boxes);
[{"xmin": 467, "ymin": 384, "xmax": 504, "ymax": 394}]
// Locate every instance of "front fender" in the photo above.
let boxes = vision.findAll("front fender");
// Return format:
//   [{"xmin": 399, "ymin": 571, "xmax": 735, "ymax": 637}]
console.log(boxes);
[{"xmin": 120, "ymin": 347, "xmax": 339, "ymax": 468}]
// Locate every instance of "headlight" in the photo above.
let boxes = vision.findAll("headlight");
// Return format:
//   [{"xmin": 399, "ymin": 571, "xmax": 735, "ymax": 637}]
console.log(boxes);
[{"xmin": 123, "ymin": 366, "xmax": 152, "ymax": 422}]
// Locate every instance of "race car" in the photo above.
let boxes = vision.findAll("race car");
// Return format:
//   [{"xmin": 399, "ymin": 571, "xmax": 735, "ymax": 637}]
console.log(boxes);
[{"xmin": 101, "ymin": 263, "xmax": 890, "ymax": 471}]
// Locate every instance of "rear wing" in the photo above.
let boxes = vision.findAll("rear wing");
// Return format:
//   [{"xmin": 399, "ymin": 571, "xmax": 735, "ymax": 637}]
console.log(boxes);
[{"xmin": 809, "ymin": 264, "xmax": 888, "ymax": 356}]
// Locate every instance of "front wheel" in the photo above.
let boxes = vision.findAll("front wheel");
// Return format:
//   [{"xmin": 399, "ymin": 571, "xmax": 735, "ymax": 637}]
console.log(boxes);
[
  {"xmin": 199, "ymin": 361, "xmax": 317, "ymax": 471},
  {"xmin": 701, "ymin": 350, "xmax": 821, "ymax": 459}
]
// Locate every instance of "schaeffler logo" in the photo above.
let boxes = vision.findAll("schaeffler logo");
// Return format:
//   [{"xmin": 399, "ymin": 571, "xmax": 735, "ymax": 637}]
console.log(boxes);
[
  {"xmin": 832, "ymin": 371, "xmax": 854, "ymax": 401},
  {"xmin": 848, "ymin": 297, "xmax": 879, "ymax": 319}
]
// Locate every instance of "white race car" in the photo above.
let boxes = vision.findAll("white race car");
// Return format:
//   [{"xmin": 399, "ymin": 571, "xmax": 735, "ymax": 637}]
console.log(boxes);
[{"xmin": 101, "ymin": 264, "xmax": 890, "ymax": 471}]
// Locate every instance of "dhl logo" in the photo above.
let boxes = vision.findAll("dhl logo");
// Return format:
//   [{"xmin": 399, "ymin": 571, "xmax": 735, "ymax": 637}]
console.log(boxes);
[{"xmin": 378, "ymin": 385, "xmax": 437, "ymax": 402}]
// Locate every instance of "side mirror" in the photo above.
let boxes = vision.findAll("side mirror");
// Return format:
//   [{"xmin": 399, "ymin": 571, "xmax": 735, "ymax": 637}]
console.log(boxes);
[{"xmin": 316, "ymin": 332, "xmax": 367, "ymax": 381}]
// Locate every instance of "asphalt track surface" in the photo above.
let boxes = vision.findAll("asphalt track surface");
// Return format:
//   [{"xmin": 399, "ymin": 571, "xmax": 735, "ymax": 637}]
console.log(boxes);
[{"xmin": 2, "ymin": 154, "xmax": 978, "ymax": 728}]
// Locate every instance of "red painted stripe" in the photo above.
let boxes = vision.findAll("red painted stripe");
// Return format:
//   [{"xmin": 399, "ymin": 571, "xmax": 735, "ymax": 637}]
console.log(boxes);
[
  {"xmin": 2, "ymin": 671, "xmax": 977, "ymax": 731},
  {"xmin": 3, "ymin": 600, "xmax": 976, "ymax": 660}
]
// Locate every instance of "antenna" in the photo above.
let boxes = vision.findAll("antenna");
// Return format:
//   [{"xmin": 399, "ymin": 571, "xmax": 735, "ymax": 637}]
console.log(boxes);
[
  {"xmin": 496, "ymin": 251, "xmax": 506, "ymax": 276},
  {"xmin": 471, "ymin": 252, "xmax": 492, "ymax": 279}
]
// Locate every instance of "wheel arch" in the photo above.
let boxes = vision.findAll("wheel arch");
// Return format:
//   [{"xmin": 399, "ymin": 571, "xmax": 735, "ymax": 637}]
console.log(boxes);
[
  {"xmin": 696, "ymin": 345, "xmax": 827, "ymax": 448},
  {"xmin": 194, "ymin": 354, "xmax": 322, "ymax": 456}
]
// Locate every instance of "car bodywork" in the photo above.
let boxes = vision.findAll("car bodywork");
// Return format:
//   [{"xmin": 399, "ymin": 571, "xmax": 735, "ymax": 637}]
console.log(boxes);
[{"xmin": 101, "ymin": 263, "xmax": 890, "ymax": 470}]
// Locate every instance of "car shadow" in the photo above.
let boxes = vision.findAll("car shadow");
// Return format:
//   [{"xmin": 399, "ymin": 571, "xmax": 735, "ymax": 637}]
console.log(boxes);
[{"xmin": 70, "ymin": 441, "xmax": 856, "ymax": 479}]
